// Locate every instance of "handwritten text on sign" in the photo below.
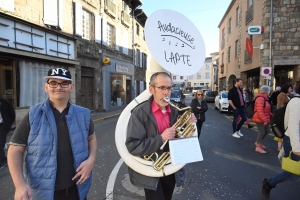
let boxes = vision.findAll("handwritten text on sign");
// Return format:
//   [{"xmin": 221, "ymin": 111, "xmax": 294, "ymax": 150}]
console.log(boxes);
[{"xmin": 145, "ymin": 9, "xmax": 205, "ymax": 76}]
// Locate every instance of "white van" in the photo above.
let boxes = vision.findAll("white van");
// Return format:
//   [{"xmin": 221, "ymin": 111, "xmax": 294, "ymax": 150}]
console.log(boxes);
[{"xmin": 192, "ymin": 86, "xmax": 203, "ymax": 96}]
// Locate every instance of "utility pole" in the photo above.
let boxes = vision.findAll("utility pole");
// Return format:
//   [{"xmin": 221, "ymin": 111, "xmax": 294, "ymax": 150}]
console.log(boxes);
[{"xmin": 270, "ymin": 0, "xmax": 274, "ymax": 88}]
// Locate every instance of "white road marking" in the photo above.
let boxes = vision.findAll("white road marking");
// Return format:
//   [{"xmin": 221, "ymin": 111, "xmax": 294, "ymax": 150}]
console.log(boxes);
[{"xmin": 106, "ymin": 158, "xmax": 124, "ymax": 200}]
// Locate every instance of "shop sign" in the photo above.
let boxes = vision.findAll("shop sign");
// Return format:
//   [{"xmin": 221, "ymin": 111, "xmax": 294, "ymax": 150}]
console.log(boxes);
[{"xmin": 116, "ymin": 64, "xmax": 129, "ymax": 73}]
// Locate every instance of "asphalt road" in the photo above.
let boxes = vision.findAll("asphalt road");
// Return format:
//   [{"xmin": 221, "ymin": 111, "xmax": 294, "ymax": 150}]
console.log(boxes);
[{"xmin": 1, "ymin": 94, "xmax": 300, "ymax": 200}]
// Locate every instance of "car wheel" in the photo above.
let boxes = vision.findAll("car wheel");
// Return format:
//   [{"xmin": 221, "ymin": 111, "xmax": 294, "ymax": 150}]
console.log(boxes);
[
  {"xmin": 219, "ymin": 104, "xmax": 222, "ymax": 113},
  {"xmin": 214, "ymin": 103, "xmax": 218, "ymax": 109}
]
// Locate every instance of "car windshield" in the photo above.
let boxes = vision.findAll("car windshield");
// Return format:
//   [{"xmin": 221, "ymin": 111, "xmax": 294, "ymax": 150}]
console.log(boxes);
[
  {"xmin": 222, "ymin": 93, "xmax": 228, "ymax": 98},
  {"xmin": 193, "ymin": 87, "xmax": 202, "ymax": 90},
  {"xmin": 171, "ymin": 90, "xmax": 181, "ymax": 98}
]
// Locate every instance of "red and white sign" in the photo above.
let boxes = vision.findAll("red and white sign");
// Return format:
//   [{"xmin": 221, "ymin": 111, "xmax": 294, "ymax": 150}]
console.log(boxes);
[
  {"xmin": 261, "ymin": 67, "xmax": 272, "ymax": 79},
  {"xmin": 246, "ymin": 38, "xmax": 253, "ymax": 57}
]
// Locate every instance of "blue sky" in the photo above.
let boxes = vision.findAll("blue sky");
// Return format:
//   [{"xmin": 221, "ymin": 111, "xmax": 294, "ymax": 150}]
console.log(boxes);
[{"xmin": 141, "ymin": 0, "xmax": 232, "ymax": 57}]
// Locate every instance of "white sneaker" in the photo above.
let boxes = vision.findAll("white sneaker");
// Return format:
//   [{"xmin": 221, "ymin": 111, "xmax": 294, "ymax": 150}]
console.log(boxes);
[
  {"xmin": 237, "ymin": 130, "xmax": 243, "ymax": 137},
  {"xmin": 232, "ymin": 132, "xmax": 241, "ymax": 138}
]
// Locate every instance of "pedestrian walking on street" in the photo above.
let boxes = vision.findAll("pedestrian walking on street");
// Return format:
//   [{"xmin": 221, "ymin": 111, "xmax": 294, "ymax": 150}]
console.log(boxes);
[
  {"xmin": 262, "ymin": 82, "xmax": 300, "ymax": 199},
  {"xmin": 126, "ymin": 72, "xmax": 197, "ymax": 200},
  {"xmin": 252, "ymin": 85, "xmax": 272, "ymax": 153},
  {"xmin": 236, "ymin": 88, "xmax": 254, "ymax": 129},
  {"xmin": 228, "ymin": 78, "xmax": 247, "ymax": 138},
  {"xmin": 269, "ymin": 86, "xmax": 281, "ymax": 113},
  {"xmin": 0, "ymin": 97, "xmax": 15, "ymax": 169},
  {"xmin": 7, "ymin": 68, "xmax": 97, "ymax": 200},
  {"xmin": 190, "ymin": 90, "xmax": 208, "ymax": 138}
]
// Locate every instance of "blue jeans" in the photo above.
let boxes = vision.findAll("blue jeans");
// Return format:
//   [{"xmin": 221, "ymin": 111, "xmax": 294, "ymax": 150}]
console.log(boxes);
[
  {"xmin": 269, "ymin": 136, "xmax": 300, "ymax": 186},
  {"xmin": 232, "ymin": 107, "xmax": 247, "ymax": 133}
]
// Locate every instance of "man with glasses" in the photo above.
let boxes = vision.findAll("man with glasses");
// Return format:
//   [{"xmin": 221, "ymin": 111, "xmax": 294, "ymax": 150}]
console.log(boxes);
[
  {"xmin": 228, "ymin": 78, "xmax": 247, "ymax": 138},
  {"xmin": 190, "ymin": 90, "xmax": 208, "ymax": 138},
  {"xmin": 126, "ymin": 72, "xmax": 196, "ymax": 200},
  {"xmin": 8, "ymin": 68, "xmax": 97, "ymax": 200}
]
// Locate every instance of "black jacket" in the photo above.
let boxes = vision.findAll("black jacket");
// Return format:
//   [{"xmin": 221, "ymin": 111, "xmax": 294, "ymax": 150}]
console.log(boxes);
[
  {"xmin": 190, "ymin": 98, "xmax": 208, "ymax": 122},
  {"xmin": 0, "ymin": 98, "xmax": 15, "ymax": 132},
  {"xmin": 228, "ymin": 86, "xmax": 245, "ymax": 109},
  {"xmin": 269, "ymin": 90, "xmax": 280, "ymax": 106}
]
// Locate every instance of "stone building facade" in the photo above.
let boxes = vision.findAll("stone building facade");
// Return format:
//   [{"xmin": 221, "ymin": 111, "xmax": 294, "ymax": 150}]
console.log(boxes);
[{"xmin": 218, "ymin": 0, "xmax": 300, "ymax": 94}]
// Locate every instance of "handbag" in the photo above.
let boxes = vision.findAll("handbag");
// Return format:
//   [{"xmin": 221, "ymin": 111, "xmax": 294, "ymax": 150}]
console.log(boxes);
[{"xmin": 282, "ymin": 151, "xmax": 300, "ymax": 175}]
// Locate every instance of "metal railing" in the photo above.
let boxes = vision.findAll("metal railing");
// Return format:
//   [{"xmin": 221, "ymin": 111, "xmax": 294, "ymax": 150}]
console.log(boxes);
[
  {"xmin": 121, "ymin": 11, "xmax": 131, "ymax": 27},
  {"xmin": 245, "ymin": 5, "xmax": 253, "ymax": 24},
  {"xmin": 105, "ymin": 0, "xmax": 116, "ymax": 18},
  {"xmin": 244, "ymin": 50, "xmax": 252, "ymax": 63}
]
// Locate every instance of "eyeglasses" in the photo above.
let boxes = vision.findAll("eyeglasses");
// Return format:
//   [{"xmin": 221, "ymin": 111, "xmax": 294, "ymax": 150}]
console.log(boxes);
[
  {"xmin": 197, "ymin": 93, "xmax": 203, "ymax": 96},
  {"xmin": 151, "ymin": 85, "xmax": 173, "ymax": 92},
  {"xmin": 47, "ymin": 81, "xmax": 71, "ymax": 88}
]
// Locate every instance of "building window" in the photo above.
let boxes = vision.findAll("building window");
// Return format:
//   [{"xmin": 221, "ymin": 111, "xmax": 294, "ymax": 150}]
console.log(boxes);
[
  {"xmin": 107, "ymin": 23, "xmax": 115, "ymax": 48},
  {"xmin": 205, "ymin": 72, "xmax": 209, "ymax": 79},
  {"xmin": 248, "ymin": 0, "xmax": 253, "ymax": 8},
  {"xmin": 200, "ymin": 83, "xmax": 205, "ymax": 86},
  {"xmin": 82, "ymin": 9, "xmax": 92, "ymax": 40},
  {"xmin": 180, "ymin": 76, "xmax": 184, "ymax": 80},
  {"xmin": 222, "ymin": 52, "xmax": 224, "ymax": 64},
  {"xmin": 236, "ymin": 6, "xmax": 240, "ymax": 26},
  {"xmin": 136, "ymin": 23, "xmax": 139, "ymax": 35},
  {"xmin": 221, "ymin": 28, "xmax": 225, "ymax": 50},
  {"xmin": 228, "ymin": 18, "xmax": 231, "ymax": 34},
  {"xmin": 206, "ymin": 64, "xmax": 210, "ymax": 70},
  {"xmin": 189, "ymin": 75, "xmax": 193, "ymax": 79},
  {"xmin": 228, "ymin": 46, "xmax": 231, "ymax": 62},
  {"xmin": 197, "ymin": 73, "xmax": 201, "ymax": 79},
  {"xmin": 173, "ymin": 76, "xmax": 176, "ymax": 80},
  {"xmin": 235, "ymin": 40, "xmax": 238, "ymax": 58}
]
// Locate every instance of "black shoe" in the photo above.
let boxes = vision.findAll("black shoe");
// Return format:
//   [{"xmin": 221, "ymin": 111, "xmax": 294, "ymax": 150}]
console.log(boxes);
[
  {"xmin": 248, "ymin": 124, "xmax": 254, "ymax": 129},
  {"xmin": 262, "ymin": 178, "xmax": 275, "ymax": 199},
  {"xmin": 0, "ymin": 160, "xmax": 7, "ymax": 169}
]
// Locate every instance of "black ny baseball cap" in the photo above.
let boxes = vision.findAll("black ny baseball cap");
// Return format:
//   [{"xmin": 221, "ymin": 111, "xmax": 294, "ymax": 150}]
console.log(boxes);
[{"xmin": 44, "ymin": 68, "xmax": 72, "ymax": 82}]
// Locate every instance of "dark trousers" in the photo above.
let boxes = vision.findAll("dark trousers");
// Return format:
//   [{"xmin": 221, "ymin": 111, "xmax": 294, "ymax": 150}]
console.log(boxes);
[
  {"xmin": 54, "ymin": 184, "xmax": 86, "ymax": 200},
  {"xmin": 232, "ymin": 107, "xmax": 247, "ymax": 133},
  {"xmin": 144, "ymin": 174, "xmax": 176, "ymax": 200},
  {"xmin": 196, "ymin": 119, "xmax": 204, "ymax": 138},
  {"xmin": 0, "ymin": 124, "xmax": 9, "ymax": 163}
]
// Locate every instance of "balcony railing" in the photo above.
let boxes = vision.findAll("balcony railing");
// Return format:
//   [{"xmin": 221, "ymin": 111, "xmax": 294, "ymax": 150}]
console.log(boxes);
[
  {"xmin": 245, "ymin": 5, "xmax": 253, "ymax": 24},
  {"xmin": 121, "ymin": 11, "xmax": 131, "ymax": 27},
  {"xmin": 244, "ymin": 50, "xmax": 252, "ymax": 63},
  {"xmin": 105, "ymin": 0, "xmax": 116, "ymax": 18}
]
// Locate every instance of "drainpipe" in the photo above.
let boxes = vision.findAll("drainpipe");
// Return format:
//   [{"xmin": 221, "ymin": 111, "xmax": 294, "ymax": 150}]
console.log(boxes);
[{"xmin": 270, "ymin": 0, "xmax": 274, "ymax": 88}]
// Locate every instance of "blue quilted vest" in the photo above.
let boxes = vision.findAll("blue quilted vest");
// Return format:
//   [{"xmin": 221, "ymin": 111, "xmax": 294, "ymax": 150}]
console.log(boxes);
[{"xmin": 25, "ymin": 99, "xmax": 92, "ymax": 200}]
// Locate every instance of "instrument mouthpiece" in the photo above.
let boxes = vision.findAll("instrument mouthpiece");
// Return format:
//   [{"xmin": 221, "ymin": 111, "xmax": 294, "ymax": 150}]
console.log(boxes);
[{"xmin": 163, "ymin": 97, "xmax": 170, "ymax": 103}]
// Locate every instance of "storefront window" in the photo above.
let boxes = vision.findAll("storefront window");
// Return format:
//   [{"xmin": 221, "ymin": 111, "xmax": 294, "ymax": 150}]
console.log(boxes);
[
  {"xmin": 0, "ymin": 59, "xmax": 15, "ymax": 106},
  {"xmin": 111, "ymin": 74, "xmax": 126, "ymax": 106}
]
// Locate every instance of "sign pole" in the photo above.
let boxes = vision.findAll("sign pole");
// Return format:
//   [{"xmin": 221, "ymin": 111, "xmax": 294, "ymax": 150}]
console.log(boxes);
[{"xmin": 270, "ymin": 0, "xmax": 274, "ymax": 88}]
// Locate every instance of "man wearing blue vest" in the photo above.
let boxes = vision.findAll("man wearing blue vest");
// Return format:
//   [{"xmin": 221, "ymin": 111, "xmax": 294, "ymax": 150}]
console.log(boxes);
[{"xmin": 8, "ymin": 68, "xmax": 97, "ymax": 200}]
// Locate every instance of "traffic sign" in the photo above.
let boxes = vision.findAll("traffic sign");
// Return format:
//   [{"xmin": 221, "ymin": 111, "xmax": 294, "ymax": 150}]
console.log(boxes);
[
  {"xmin": 246, "ymin": 38, "xmax": 253, "ymax": 57},
  {"xmin": 261, "ymin": 67, "xmax": 272, "ymax": 79},
  {"xmin": 248, "ymin": 26, "xmax": 264, "ymax": 35}
]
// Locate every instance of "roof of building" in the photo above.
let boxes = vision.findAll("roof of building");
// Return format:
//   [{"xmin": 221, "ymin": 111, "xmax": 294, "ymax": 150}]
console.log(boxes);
[
  {"xmin": 218, "ymin": 0, "xmax": 236, "ymax": 28},
  {"xmin": 134, "ymin": 9, "xmax": 147, "ymax": 27}
]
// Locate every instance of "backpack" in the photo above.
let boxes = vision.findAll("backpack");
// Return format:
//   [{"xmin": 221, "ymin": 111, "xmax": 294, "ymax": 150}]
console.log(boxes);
[
  {"xmin": 271, "ymin": 96, "xmax": 300, "ymax": 138},
  {"xmin": 245, "ymin": 96, "xmax": 266, "ymax": 118}
]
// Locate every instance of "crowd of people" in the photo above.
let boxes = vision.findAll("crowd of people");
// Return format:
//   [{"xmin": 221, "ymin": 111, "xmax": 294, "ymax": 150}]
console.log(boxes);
[{"xmin": 1, "ymin": 69, "xmax": 299, "ymax": 200}]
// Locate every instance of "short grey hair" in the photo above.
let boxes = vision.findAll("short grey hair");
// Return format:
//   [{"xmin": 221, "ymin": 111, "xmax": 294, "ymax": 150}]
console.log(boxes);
[
  {"xmin": 260, "ymin": 85, "xmax": 271, "ymax": 94},
  {"xmin": 276, "ymin": 86, "xmax": 281, "ymax": 91},
  {"xmin": 149, "ymin": 72, "xmax": 172, "ymax": 86}
]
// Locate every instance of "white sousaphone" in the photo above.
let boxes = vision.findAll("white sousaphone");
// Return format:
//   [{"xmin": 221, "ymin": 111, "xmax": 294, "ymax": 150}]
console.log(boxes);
[{"xmin": 115, "ymin": 9, "xmax": 206, "ymax": 177}]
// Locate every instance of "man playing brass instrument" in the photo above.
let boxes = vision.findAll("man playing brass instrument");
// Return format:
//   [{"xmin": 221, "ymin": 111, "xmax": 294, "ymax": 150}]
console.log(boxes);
[{"xmin": 126, "ymin": 72, "xmax": 196, "ymax": 200}]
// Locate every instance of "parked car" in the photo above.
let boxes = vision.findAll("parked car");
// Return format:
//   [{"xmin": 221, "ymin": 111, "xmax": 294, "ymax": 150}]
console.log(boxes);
[
  {"xmin": 170, "ymin": 88, "xmax": 186, "ymax": 105},
  {"xmin": 204, "ymin": 90, "xmax": 218, "ymax": 102},
  {"xmin": 215, "ymin": 91, "xmax": 229, "ymax": 113},
  {"xmin": 192, "ymin": 86, "xmax": 203, "ymax": 96}
]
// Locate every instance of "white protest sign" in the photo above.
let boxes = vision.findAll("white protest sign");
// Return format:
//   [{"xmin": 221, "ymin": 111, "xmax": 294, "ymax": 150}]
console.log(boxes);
[
  {"xmin": 145, "ymin": 9, "xmax": 206, "ymax": 76},
  {"xmin": 169, "ymin": 136, "xmax": 203, "ymax": 166}
]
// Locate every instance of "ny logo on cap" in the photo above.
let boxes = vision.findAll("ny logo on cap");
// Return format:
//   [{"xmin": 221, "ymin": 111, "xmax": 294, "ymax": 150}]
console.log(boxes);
[{"xmin": 51, "ymin": 68, "xmax": 68, "ymax": 76}]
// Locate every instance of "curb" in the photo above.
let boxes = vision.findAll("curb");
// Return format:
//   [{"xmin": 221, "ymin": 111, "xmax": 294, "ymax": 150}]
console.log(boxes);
[{"xmin": 92, "ymin": 113, "xmax": 121, "ymax": 124}]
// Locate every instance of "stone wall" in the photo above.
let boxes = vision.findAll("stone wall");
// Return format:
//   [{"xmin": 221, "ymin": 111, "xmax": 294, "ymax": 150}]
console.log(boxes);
[{"xmin": 261, "ymin": 0, "xmax": 300, "ymax": 66}]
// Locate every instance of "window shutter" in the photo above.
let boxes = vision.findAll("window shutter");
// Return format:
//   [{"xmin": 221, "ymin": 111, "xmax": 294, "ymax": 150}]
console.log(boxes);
[
  {"xmin": 75, "ymin": 2, "xmax": 82, "ymax": 36},
  {"xmin": 102, "ymin": 18, "xmax": 107, "ymax": 46},
  {"xmin": 115, "ymin": 27, "xmax": 119, "ymax": 51},
  {"xmin": 140, "ymin": 51, "xmax": 143, "ymax": 68},
  {"xmin": 134, "ymin": 49, "xmax": 137, "ymax": 65},
  {"xmin": 44, "ymin": 0, "xmax": 58, "ymax": 26},
  {"xmin": 146, "ymin": 54, "xmax": 151, "ymax": 70},
  {"xmin": 58, "ymin": 0, "xmax": 63, "ymax": 29},
  {"xmin": 94, "ymin": 13, "xmax": 101, "ymax": 43},
  {"xmin": 122, "ymin": 30, "xmax": 128, "ymax": 55}
]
